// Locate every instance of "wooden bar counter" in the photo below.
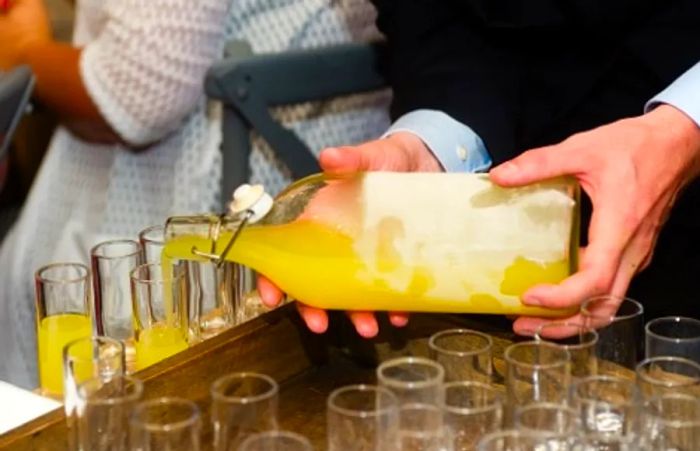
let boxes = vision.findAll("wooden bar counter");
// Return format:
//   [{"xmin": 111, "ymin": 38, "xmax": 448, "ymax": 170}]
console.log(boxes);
[{"xmin": 0, "ymin": 304, "xmax": 543, "ymax": 450}]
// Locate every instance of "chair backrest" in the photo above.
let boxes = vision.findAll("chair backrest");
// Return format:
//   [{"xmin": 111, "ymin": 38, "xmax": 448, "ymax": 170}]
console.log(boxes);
[
  {"xmin": 205, "ymin": 42, "xmax": 388, "ymax": 207},
  {"xmin": 0, "ymin": 66, "xmax": 35, "ymax": 162}
]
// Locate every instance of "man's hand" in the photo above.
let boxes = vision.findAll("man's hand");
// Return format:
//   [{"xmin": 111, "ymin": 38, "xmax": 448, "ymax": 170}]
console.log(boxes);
[
  {"xmin": 0, "ymin": 0, "xmax": 51, "ymax": 69},
  {"xmin": 258, "ymin": 131, "xmax": 441, "ymax": 338},
  {"xmin": 490, "ymin": 105, "xmax": 700, "ymax": 335}
]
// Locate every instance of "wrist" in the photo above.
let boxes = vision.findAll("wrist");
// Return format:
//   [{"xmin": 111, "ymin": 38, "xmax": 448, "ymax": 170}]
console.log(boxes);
[
  {"xmin": 386, "ymin": 131, "xmax": 442, "ymax": 172},
  {"xmin": 644, "ymin": 104, "xmax": 700, "ymax": 178}
]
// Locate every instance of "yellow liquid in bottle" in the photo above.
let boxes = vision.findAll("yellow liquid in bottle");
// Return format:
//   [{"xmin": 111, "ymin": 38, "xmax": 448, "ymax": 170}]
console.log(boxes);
[
  {"xmin": 135, "ymin": 324, "xmax": 188, "ymax": 370},
  {"xmin": 164, "ymin": 219, "xmax": 574, "ymax": 317},
  {"xmin": 37, "ymin": 313, "xmax": 92, "ymax": 396}
]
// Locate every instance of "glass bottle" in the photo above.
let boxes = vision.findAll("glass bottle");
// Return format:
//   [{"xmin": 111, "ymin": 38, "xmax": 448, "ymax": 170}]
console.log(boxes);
[{"xmin": 164, "ymin": 172, "xmax": 579, "ymax": 316}]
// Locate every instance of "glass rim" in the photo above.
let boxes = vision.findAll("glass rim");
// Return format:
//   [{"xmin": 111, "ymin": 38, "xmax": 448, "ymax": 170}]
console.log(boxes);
[
  {"xmin": 636, "ymin": 356, "xmax": 700, "ymax": 387},
  {"xmin": 77, "ymin": 375, "xmax": 143, "ymax": 406},
  {"xmin": 35, "ymin": 262, "xmax": 89, "ymax": 284},
  {"xmin": 130, "ymin": 397, "xmax": 201, "ymax": 433},
  {"xmin": 428, "ymin": 328, "xmax": 493, "ymax": 357},
  {"xmin": 327, "ymin": 384, "xmax": 399, "ymax": 419},
  {"xmin": 376, "ymin": 356, "xmax": 445, "ymax": 390},
  {"xmin": 580, "ymin": 295, "xmax": 644, "ymax": 322},
  {"xmin": 210, "ymin": 372, "xmax": 279, "ymax": 405},
  {"xmin": 239, "ymin": 430, "xmax": 311, "ymax": 449},
  {"xmin": 570, "ymin": 375, "xmax": 638, "ymax": 403},
  {"xmin": 535, "ymin": 323, "xmax": 599, "ymax": 351},
  {"xmin": 643, "ymin": 392, "xmax": 700, "ymax": 428},
  {"xmin": 130, "ymin": 262, "xmax": 185, "ymax": 284},
  {"xmin": 504, "ymin": 341, "xmax": 571, "ymax": 369},
  {"xmin": 441, "ymin": 381, "xmax": 502, "ymax": 416},
  {"xmin": 645, "ymin": 316, "xmax": 700, "ymax": 343},
  {"xmin": 62, "ymin": 335, "xmax": 124, "ymax": 363},
  {"xmin": 90, "ymin": 239, "xmax": 142, "ymax": 260},
  {"xmin": 139, "ymin": 225, "xmax": 165, "ymax": 245}
]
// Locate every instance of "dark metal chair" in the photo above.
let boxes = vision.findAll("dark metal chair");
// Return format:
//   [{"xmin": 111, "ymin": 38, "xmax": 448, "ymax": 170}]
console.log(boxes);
[{"xmin": 204, "ymin": 42, "xmax": 388, "ymax": 207}]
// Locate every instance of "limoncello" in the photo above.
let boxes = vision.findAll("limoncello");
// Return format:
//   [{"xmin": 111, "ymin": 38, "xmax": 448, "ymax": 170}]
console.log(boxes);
[
  {"xmin": 134, "ymin": 324, "xmax": 188, "ymax": 370},
  {"xmin": 164, "ymin": 172, "xmax": 580, "ymax": 316},
  {"xmin": 37, "ymin": 313, "xmax": 92, "ymax": 396}
]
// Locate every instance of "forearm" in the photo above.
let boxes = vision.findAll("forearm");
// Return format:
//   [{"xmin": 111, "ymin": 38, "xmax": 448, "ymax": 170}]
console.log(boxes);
[{"xmin": 20, "ymin": 41, "xmax": 121, "ymax": 144}]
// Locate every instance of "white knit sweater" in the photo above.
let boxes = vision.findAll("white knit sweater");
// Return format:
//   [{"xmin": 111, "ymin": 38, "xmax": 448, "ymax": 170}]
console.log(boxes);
[{"xmin": 0, "ymin": 0, "xmax": 390, "ymax": 388}]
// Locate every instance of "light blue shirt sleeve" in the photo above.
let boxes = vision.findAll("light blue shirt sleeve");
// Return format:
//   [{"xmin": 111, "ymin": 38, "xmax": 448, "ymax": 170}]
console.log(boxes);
[
  {"xmin": 646, "ymin": 62, "xmax": 700, "ymax": 127},
  {"xmin": 383, "ymin": 109, "xmax": 492, "ymax": 173}
]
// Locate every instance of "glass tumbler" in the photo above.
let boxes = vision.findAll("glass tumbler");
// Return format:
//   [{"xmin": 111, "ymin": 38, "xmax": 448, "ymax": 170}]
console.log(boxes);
[
  {"xmin": 75, "ymin": 375, "xmax": 143, "ymax": 451},
  {"xmin": 640, "ymin": 392, "xmax": 700, "ymax": 450},
  {"xmin": 428, "ymin": 329, "xmax": 493, "ymax": 383},
  {"xmin": 130, "ymin": 397, "xmax": 201, "ymax": 451},
  {"xmin": 327, "ymin": 384, "xmax": 399, "ymax": 451},
  {"xmin": 635, "ymin": 356, "xmax": 700, "ymax": 400},
  {"xmin": 536, "ymin": 322, "xmax": 598, "ymax": 380},
  {"xmin": 35, "ymin": 262, "xmax": 92, "ymax": 397},
  {"xmin": 130, "ymin": 263, "xmax": 189, "ymax": 370},
  {"xmin": 441, "ymin": 381, "xmax": 503, "ymax": 451},
  {"xmin": 211, "ymin": 372, "xmax": 279, "ymax": 450},
  {"xmin": 645, "ymin": 316, "xmax": 700, "ymax": 363},
  {"xmin": 376, "ymin": 357, "xmax": 445, "ymax": 407}
]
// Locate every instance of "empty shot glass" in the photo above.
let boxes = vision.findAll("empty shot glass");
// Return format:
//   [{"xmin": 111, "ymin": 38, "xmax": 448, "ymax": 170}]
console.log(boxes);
[
  {"xmin": 63, "ymin": 336, "xmax": 125, "ymax": 449},
  {"xmin": 514, "ymin": 402, "xmax": 578, "ymax": 435},
  {"xmin": 581, "ymin": 296, "xmax": 644, "ymax": 371},
  {"xmin": 428, "ymin": 329, "xmax": 493, "ymax": 383},
  {"xmin": 635, "ymin": 356, "xmax": 700, "ymax": 400},
  {"xmin": 130, "ymin": 397, "xmax": 201, "ymax": 451},
  {"xmin": 645, "ymin": 316, "xmax": 700, "ymax": 363},
  {"xmin": 327, "ymin": 384, "xmax": 399, "ymax": 451},
  {"xmin": 398, "ymin": 403, "xmax": 445, "ymax": 451},
  {"xmin": 211, "ymin": 372, "xmax": 279, "ymax": 451},
  {"xmin": 377, "ymin": 357, "xmax": 445, "ymax": 407},
  {"xmin": 640, "ymin": 392, "xmax": 700, "ymax": 450},
  {"xmin": 536, "ymin": 322, "xmax": 598, "ymax": 380},
  {"xmin": 75, "ymin": 375, "xmax": 143, "ymax": 451},
  {"xmin": 441, "ymin": 381, "xmax": 503, "ymax": 451},
  {"xmin": 504, "ymin": 341, "xmax": 570, "ymax": 418}
]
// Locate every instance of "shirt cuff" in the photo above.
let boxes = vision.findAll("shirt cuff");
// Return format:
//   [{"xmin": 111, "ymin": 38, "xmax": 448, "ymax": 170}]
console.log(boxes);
[
  {"xmin": 383, "ymin": 110, "xmax": 492, "ymax": 173},
  {"xmin": 645, "ymin": 62, "xmax": 700, "ymax": 128}
]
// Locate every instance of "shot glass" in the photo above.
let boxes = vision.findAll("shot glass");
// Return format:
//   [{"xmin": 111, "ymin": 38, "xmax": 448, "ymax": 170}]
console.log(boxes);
[
  {"xmin": 640, "ymin": 392, "xmax": 700, "ymax": 450},
  {"xmin": 441, "ymin": 381, "xmax": 503, "ymax": 451},
  {"xmin": 398, "ymin": 403, "xmax": 445, "ymax": 451},
  {"xmin": 211, "ymin": 372, "xmax": 279, "ymax": 450},
  {"xmin": 569, "ymin": 375, "xmax": 640, "ymax": 439},
  {"xmin": 130, "ymin": 397, "xmax": 201, "ymax": 451},
  {"xmin": 536, "ymin": 322, "xmax": 598, "ymax": 380},
  {"xmin": 645, "ymin": 316, "xmax": 700, "ymax": 362},
  {"xmin": 239, "ymin": 431, "xmax": 312, "ymax": 451},
  {"xmin": 130, "ymin": 263, "xmax": 189, "ymax": 370},
  {"xmin": 635, "ymin": 356, "xmax": 700, "ymax": 400},
  {"xmin": 91, "ymin": 239, "xmax": 143, "ymax": 342},
  {"xmin": 504, "ymin": 341, "xmax": 570, "ymax": 417},
  {"xmin": 63, "ymin": 336, "xmax": 125, "ymax": 449},
  {"xmin": 376, "ymin": 357, "xmax": 445, "ymax": 407},
  {"xmin": 35, "ymin": 262, "xmax": 93, "ymax": 397},
  {"xmin": 75, "ymin": 375, "xmax": 143, "ymax": 451},
  {"xmin": 327, "ymin": 384, "xmax": 399, "ymax": 451},
  {"xmin": 514, "ymin": 402, "xmax": 578, "ymax": 435},
  {"xmin": 581, "ymin": 296, "xmax": 644, "ymax": 371},
  {"xmin": 147, "ymin": 223, "xmax": 237, "ymax": 341},
  {"xmin": 428, "ymin": 329, "xmax": 493, "ymax": 383}
]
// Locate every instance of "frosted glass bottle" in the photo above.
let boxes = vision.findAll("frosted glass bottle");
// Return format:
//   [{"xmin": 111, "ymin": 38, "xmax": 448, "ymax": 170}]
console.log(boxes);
[{"xmin": 164, "ymin": 172, "xmax": 579, "ymax": 317}]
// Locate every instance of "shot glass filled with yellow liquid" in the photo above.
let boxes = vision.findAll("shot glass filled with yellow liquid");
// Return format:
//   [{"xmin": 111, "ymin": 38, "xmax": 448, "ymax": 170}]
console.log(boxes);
[
  {"xmin": 130, "ymin": 263, "xmax": 189, "ymax": 370},
  {"xmin": 35, "ymin": 263, "xmax": 93, "ymax": 397}
]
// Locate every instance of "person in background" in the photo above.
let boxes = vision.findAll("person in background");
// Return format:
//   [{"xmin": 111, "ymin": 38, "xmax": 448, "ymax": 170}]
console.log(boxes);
[
  {"xmin": 261, "ymin": 0, "xmax": 700, "ymax": 338},
  {"xmin": 0, "ymin": 0, "xmax": 390, "ymax": 388}
]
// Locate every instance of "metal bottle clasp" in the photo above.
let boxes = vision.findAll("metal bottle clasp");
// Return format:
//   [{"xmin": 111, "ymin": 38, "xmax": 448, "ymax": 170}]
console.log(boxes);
[{"xmin": 191, "ymin": 210, "xmax": 254, "ymax": 268}]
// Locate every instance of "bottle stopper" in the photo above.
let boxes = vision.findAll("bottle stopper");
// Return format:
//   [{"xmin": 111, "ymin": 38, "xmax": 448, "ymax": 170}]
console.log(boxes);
[{"xmin": 229, "ymin": 184, "xmax": 273, "ymax": 223}]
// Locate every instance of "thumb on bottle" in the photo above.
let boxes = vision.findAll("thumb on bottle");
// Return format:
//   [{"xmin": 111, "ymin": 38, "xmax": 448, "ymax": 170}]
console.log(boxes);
[{"xmin": 490, "ymin": 145, "xmax": 577, "ymax": 187}]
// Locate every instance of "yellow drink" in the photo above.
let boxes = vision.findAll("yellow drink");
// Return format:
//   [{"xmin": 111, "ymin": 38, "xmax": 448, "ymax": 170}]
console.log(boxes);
[
  {"xmin": 37, "ymin": 313, "xmax": 92, "ymax": 396},
  {"xmin": 164, "ymin": 219, "xmax": 574, "ymax": 316},
  {"xmin": 135, "ymin": 324, "xmax": 188, "ymax": 370}
]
